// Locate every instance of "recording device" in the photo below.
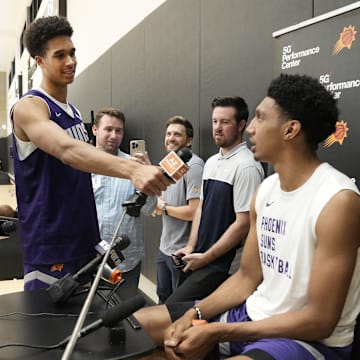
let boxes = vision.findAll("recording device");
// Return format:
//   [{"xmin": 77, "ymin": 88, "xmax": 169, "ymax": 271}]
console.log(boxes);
[
  {"xmin": 172, "ymin": 254, "xmax": 186, "ymax": 269},
  {"xmin": 122, "ymin": 191, "xmax": 148, "ymax": 217},
  {"xmin": 122, "ymin": 147, "xmax": 193, "ymax": 217},
  {"xmin": 47, "ymin": 235, "xmax": 130, "ymax": 303},
  {"xmin": 75, "ymin": 235, "xmax": 129, "ymax": 283},
  {"xmin": 0, "ymin": 217, "xmax": 17, "ymax": 236},
  {"xmin": 95, "ymin": 238, "xmax": 126, "ymax": 268},
  {"xmin": 58, "ymin": 294, "xmax": 145, "ymax": 347},
  {"xmin": 130, "ymin": 139, "xmax": 146, "ymax": 156}
]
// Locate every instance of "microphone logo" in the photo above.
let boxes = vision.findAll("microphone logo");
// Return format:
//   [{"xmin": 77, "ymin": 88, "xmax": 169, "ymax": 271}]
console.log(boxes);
[{"xmin": 159, "ymin": 150, "xmax": 189, "ymax": 180}]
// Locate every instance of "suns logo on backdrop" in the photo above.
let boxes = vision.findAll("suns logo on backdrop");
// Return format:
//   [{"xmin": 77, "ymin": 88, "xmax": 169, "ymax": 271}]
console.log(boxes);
[
  {"xmin": 332, "ymin": 25, "xmax": 357, "ymax": 55},
  {"xmin": 324, "ymin": 120, "xmax": 349, "ymax": 148}
]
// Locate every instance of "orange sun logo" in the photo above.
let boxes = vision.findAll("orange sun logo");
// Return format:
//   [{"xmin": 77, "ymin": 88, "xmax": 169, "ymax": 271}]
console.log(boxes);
[
  {"xmin": 50, "ymin": 263, "xmax": 64, "ymax": 272},
  {"xmin": 332, "ymin": 25, "xmax": 357, "ymax": 55},
  {"xmin": 324, "ymin": 120, "xmax": 349, "ymax": 148}
]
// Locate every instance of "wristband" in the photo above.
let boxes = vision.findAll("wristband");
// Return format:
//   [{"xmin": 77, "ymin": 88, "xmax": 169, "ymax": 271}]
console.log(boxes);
[
  {"xmin": 193, "ymin": 306, "xmax": 202, "ymax": 320},
  {"xmin": 192, "ymin": 319, "xmax": 208, "ymax": 326},
  {"xmin": 161, "ymin": 203, "xmax": 168, "ymax": 216}
]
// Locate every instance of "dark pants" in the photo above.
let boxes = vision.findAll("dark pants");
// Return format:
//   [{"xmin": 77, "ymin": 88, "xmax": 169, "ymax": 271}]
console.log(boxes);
[
  {"xmin": 114, "ymin": 261, "xmax": 142, "ymax": 300},
  {"xmin": 164, "ymin": 266, "xmax": 229, "ymax": 305},
  {"xmin": 156, "ymin": 251, "xmax": 189, "ymax": 304}
]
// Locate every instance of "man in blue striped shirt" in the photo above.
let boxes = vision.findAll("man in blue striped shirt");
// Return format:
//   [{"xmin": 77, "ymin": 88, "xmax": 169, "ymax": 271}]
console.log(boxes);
[{"xmin": 92, "ymin": 107, "xmax": 156, "ymax": 299}]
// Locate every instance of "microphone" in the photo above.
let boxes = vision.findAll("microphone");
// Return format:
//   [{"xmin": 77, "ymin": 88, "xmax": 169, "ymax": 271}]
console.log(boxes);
[
  {"xmin": 101, "ymin": 263, "xmax": 123, "ymax": 284},
  {"xmin": 94, "ymin": 236, "xmax": 130, "ymax": 283},
  {"xmin": 159, "ymin": 147, "xmax": 192, "ymax": 181},
  {"xmin": 123, "ymin": 147, "xmax": 193, "ymax": 216},
  {"xmin": 95, "ymin": 236, "xmax": 130, "ymax": 268},
  {"xmin": 74, "ymin": 235, "xmax": 130, "ymax": 283},
  {"xmin": 47, "ymin": 235, "xmax": 130, "ymax": 303},
  {"xmin": 0, "ymin": 217, "xmax": 17, "ymax": 236},
  {"xmin": 59, "ymin": 294, "xmax": 145, "ymax": 347}
]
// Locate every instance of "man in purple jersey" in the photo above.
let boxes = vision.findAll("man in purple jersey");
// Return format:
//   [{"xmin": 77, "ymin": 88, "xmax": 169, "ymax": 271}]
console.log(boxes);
[
  {"xmin": 10, "ymin": 16, "xmax": 171, "ymax": 290},
  {"xmin": 133, "ymin": 74, "xmax": 360, "ymax": 360}
]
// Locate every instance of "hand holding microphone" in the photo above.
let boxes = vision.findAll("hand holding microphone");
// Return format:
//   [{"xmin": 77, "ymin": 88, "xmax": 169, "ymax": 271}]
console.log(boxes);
[{"xmin": 123, "ymin": 147, "xmax": 192, "ymax": 216}]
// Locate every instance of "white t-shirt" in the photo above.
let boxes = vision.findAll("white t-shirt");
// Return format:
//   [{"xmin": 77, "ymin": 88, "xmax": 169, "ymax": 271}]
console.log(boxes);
[{"xmin": 246, "ymin": 162, "xmax": 360, "ymax": 347}]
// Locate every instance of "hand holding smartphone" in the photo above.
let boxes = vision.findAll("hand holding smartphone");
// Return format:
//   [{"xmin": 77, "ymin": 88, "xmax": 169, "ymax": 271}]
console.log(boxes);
[
  {"xmin": 172, "ymin": 253, "xmax": 186, "ymax": 269},
  {"xmin": 130, "ymin": 140, "xmax": 146, "ymax": 156}
]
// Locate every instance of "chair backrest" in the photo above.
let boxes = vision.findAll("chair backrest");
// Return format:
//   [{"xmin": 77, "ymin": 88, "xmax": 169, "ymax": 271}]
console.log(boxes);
[
  {"xmin": 0, "ymin": 231, "xmax": 23, "ymax": 280},
  {"xmin": 0, "ymin": 171, "xmax": 10, "ymax": 185},
  {"xmin": 352, "ymin": 313, "xmax": 360, "ymax": 360}
]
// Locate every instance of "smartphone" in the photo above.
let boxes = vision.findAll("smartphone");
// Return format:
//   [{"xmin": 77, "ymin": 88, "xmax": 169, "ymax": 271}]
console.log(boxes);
[
  {"xmin": 172, "ymin": 254, "xmax": 186, "ymax": 269},
  {"xmin": 130, "ymin": 140, "xmax": 146, "ymax": 156}
]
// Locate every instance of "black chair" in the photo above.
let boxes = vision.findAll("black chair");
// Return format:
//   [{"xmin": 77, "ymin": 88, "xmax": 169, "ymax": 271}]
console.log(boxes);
[
  {"xmin": 0, "ymin": 227, "xmax": 23, "ymax": 280},
  {"xmin": 352, "ymin": 313, "xmax": 360, "ymax": 360},
  {"xmin": 0, "ymin": 171, "xmax": 10, "ymax": 185}
]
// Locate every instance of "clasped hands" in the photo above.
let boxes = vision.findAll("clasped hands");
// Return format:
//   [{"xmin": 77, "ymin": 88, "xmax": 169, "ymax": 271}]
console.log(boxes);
[{"xmin": 163, "ymin": 311, "xmax": 217, "ymax": 360}]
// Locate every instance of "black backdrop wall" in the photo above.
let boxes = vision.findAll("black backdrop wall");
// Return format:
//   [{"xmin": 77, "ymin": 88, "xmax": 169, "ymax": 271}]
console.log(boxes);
[
  {"xmin": 61, "ymin": 0, "xmax": 359, "ymax": 284},
  {"xmin": 274, "ymin": 4, "xmax": 360, "ymax": 185}
]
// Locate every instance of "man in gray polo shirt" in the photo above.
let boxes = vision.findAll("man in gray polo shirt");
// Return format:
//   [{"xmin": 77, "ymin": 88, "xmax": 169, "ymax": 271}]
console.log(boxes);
[{"xmin": 153, "ymin": 116, "xmax": 204, "ymax": 303}]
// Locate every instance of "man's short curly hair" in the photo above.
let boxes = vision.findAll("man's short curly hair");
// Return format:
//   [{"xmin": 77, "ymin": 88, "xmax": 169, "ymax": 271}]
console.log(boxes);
[
  {"xmin": 25, "ymin": 16, "xmax": 73, "ymax": 58},
  {"xmin": 267, "ymin": 74, "xmax": 338, "ymax": 148}
]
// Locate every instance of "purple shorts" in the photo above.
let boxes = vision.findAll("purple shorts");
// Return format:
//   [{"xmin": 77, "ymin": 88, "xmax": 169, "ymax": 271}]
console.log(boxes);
[
  {"xmin": 213, "ymin": 303, "xmax": 352, "ymax": 360},
  {"xmin": 23, "ymin": 259, "xmax": 91, "ymax": 291},
  {"xmin": 166, "ymin": 301, "xmax": 353, "ymax": 359}
]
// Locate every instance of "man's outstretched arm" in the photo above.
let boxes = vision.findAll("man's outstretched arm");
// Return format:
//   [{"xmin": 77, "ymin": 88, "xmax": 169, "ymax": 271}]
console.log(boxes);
[{"xmin": 12, "ymin": 97, "xmax": 172, "ymax": 196}]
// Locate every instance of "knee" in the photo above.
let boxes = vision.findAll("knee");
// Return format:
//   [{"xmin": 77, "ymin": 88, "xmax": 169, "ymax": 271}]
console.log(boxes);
[{"xmin": 134, "ymin": 304, "xmax": 171, "ymax": 345}]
